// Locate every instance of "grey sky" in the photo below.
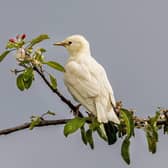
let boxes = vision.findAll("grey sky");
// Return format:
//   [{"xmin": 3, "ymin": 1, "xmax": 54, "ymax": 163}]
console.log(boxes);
[{"xmin": 0, "ymin": 0, "xmax": 167, "ymax": 167}]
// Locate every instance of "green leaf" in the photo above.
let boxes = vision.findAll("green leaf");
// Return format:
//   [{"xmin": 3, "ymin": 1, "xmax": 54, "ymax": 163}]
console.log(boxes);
[
  {"xmin": 29, "ymin": 116, "xmax": 41, "ymax": 130},
  {"xmin": 34, "ymin": 53, "xmax": 42, "ymax": 61},
  {"xmin": 88, "ymin": 119, "xmax": 107, "ymax": 142},
  {"xmin": 24, "ymin": 79, "xmax": 33, "ymax": 89},
  {"xmin": 34, "ymin": 48, "xmax": 45, "ymax": 62},
  {"xmin": 6, "ymin": 42, "xmax": 17, "ymax": 49},
  {"xmin": 118, "ymin": 123, "xmax": 126, "ymax": 138},
  {"xmin": 64, "ymin": 117, "xmax": 86, "ymax": 137},
  {"xmin": 121, "ymin": 109, "xmax": 134, "ymax": 138},
  {"xmin": 29, "ymin": 34, "xmax": 50, "ymax": 48},
  {"xmin": 89, "ymin": 119, "xmax": 100, "ymax": 131},
  {"xmin": 16, "ymin": 74, "xmax": 25, "ymax": 91},
  {"xmin": 146, "ymin": 129, "xmax": 157, "ymax": 154},
  {"xmin": 149, "ymin": 112, "xmax": 160, "ymax": 126},
  {"xmin": 121, "ymin": 138, "xmax": 130, "ymax": 165},
  {"xmin": 49, "ymin": 74, "xmax": 57, "ymax": 89},
  {"xmin": 80, "ymin": 126, "xmax": 88, "ymax": 145},
  {"xmin": 96, "ymin": 124, "xmax": 107, "ymax": 141},
  {"xmin": 23, "ymin": 67, "xmax": 34, "ymax": 81},
  {"xmin": 145, "ymin": 123, "xmax": 158, "ymax": 153},
  {"xmin": 0, "ymin": 50, "xmax": 11, "ymax": 62},
  {"xmin": 86, "ymin": 129, "xmax": 94, "ymax": 149},
  {"xmin": 23, "ymin": 67, "xmax": 34, "ymax": 89},
  {"xmin": 44, "ymin": 61, "xmax": 65, "ymax": 72},
  {"xmin": 145, "ymin": 112, "xmax": 160, "ymax": 153},
  {"xmin": 16, "ymin": 68, "xmax": 34, "ymax": 91},
  {"xmin": 38, "ymin": 48, "xmax": 46, "ymax": 53},
  {"xmin": 17, "ymin": 41, "xmax": 25, "ymax": 48}
]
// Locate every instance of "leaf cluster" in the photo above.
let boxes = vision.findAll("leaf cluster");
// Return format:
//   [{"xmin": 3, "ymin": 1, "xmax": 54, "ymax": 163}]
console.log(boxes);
[{"xmin": 0, "ymin": 34, "xmax": 64, "ymax": 91}]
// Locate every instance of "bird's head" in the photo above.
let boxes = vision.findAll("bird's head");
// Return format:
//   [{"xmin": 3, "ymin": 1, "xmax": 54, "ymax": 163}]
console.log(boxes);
[{"xmin": 53, "ymin": 35, "xmax": 90, "ymax": 57}]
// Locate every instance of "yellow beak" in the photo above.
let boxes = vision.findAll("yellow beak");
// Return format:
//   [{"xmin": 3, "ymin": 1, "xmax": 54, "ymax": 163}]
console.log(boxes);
[{"xmin": 53, "ymin": 41, "xmax": 67, "ymax": 47}]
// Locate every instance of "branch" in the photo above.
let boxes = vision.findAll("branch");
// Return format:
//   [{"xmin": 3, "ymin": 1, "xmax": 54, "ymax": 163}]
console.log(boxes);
[
  {"xmin": 0, "ymin": 116, "xmax": 167, "ymax": 136},
  {"xmin": 6, "ymin": 66, "xmax": 168, "ymax": 137},
  {"xmin": 135, "ymin": 118, "xmax": 168, "ymax": 128},
  {"xmin": 0, "ymin": 119, "xmax": 70, "ymax": 135}
]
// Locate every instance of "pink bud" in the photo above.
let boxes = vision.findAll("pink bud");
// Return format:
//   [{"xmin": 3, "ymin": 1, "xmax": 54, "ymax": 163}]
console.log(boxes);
[
  {"xmin": 9, "ymin": 38, "xmax": 16, "ymax": 43},
  {"xmin": 21, "ymin": 34, "xmax": 26, "ymax": 39}
]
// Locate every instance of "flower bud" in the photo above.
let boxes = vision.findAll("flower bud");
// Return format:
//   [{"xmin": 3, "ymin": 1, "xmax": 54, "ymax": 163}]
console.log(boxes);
[
  {"xmin": 9, "ymin": 38, "xmax": 16, "ymax": 43},
  {"xmin": 21, "ymin": 34, "xmax": 26, "ymax": 40},
  {"xmin": 16, "ymin": 48, "xmax": 26, "ymax": 61}
]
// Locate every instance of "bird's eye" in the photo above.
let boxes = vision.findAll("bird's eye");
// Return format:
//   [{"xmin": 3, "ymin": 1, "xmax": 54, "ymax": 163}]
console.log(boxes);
[{"xmin": 68, "ymin": 41, "xmax": 72, "ymax": 45}]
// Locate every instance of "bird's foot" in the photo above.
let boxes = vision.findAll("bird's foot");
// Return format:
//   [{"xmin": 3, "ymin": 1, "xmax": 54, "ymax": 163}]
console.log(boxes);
[
  {"xmin": 87, "ymin": 112, "xmax": 96, "ymax": 122},
  {"xmin": 73, "ymin": 104, "xmax": 81, "ymax": 116}
]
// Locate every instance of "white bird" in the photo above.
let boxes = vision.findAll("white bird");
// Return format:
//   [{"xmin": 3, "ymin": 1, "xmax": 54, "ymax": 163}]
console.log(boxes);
[{"xmin": 54, "ymin": 35, "xmax": 120, "ymax": 124}]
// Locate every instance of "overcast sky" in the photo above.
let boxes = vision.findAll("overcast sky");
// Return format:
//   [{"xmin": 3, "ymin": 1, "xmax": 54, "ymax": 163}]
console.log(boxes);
[{"xmin": 0, "ymin": 0, "xmax": 168, "ymax": 167}]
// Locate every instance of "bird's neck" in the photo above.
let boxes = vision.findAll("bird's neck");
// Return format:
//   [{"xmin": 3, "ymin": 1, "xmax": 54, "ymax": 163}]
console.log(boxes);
[{"xmin": 68, "ymin": 48, "xmax": 91, "ymax": 61}]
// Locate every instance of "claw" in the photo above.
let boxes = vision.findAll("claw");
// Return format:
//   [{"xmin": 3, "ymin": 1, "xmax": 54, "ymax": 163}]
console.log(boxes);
[{"xmin": 74, "ymin": 104, "xmax": 81, "ymax": 116}]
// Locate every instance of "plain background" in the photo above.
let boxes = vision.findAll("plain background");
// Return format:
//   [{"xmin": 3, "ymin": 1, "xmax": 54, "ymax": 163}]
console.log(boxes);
[{"xmin": 0, "ymin": 0, "xmax": 168, "ymax": 167}]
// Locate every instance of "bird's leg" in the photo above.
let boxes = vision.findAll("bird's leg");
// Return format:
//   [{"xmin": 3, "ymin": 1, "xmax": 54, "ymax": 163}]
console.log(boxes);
[
  {"xmin": 73, "ymin": 104, "xmax": 81, "ymax": 116},
  {"xmin": 87, "ymin": 112, "xmax": 96, "ymax": 122},
  {"xmin": 115, "ymin": 101, "xmax": 123, "ymax": 115}
]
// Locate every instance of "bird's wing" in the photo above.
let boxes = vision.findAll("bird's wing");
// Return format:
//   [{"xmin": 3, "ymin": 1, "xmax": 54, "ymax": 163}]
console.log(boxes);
[
  {"xmin": 87, "ymin": 57, "xmax": 119, "ymax": 123},
  {"xmin": 64, "ymin": 60, "xmax": 101, "ymax": 113},
  {"xmin": 100, "ymin": 67, "xmax": 116, "ymax": 106},
  {"xmin": 64, "ymin": 61, "xmax": 100, "ymax": 98},
  {"xmin": 88, "ymin": 57, "xmax": 116, "ymax": 106}
]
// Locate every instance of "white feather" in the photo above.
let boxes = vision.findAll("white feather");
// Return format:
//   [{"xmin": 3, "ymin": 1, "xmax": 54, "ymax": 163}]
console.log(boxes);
[{"xmin": 56, "ymin": 35, "xmax": 120, "ymax": 124}]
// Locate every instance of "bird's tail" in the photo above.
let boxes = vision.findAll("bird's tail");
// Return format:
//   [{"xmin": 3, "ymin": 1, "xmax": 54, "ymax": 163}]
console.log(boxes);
[
  {"xmin": 95, "ymin": 101, "xmax": 120, "ymax": 145},
  {"xmin": 104, "ymin": 122, "xmax": 118, "ymax": 145},
  {"xmin": 107, "ymin": 109, "xmax": 120, "ymax": 124},
  {"xmin": 96, "ymin": 101, "xmax": 120, "ymax": 124}
]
